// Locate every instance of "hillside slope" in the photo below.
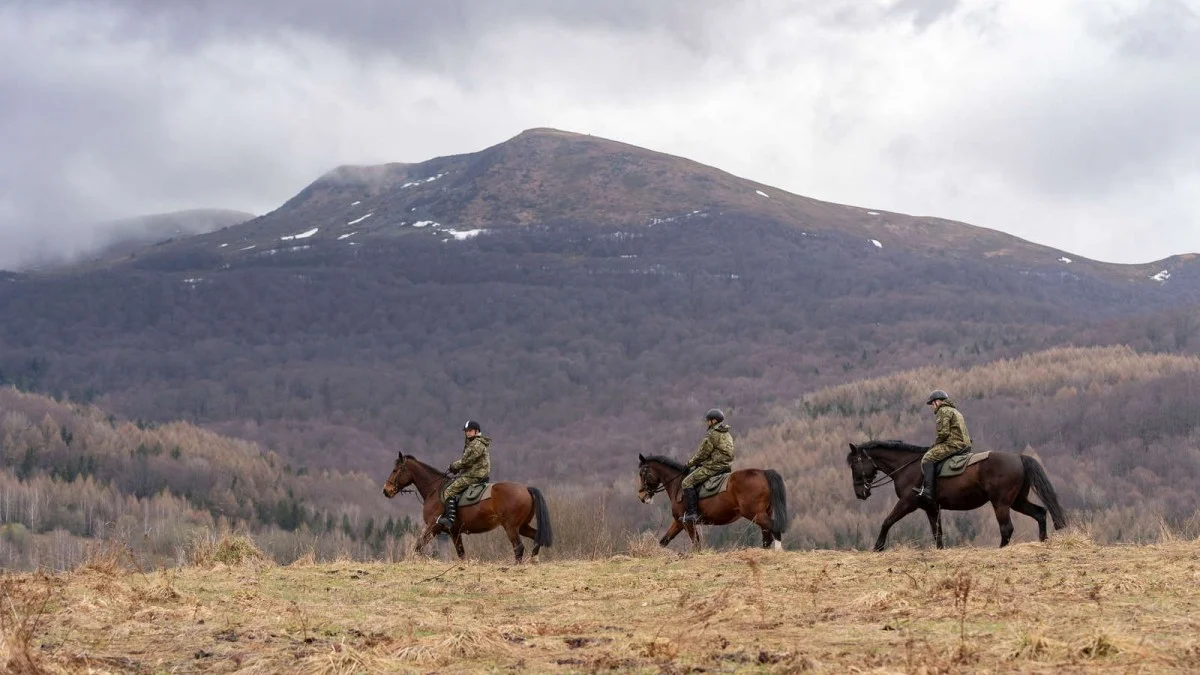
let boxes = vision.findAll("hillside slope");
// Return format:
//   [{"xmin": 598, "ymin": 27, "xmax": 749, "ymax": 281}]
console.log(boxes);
[
  {"xmin": 734, "ymin": 346, "xmax": 1200, "ymax": 549},
  {"xmin": 2, "ymin": 130, "xmax": 1198, "ymax": 480}
]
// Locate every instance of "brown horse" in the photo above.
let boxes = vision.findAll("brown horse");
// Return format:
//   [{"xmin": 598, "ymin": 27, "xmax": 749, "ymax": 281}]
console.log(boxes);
[
  {"xmin": 382, "ymin": 452, "xmax": 552, "ymax": 563},
  {"xmin": 846, "ymin": 440, "xmax": 1067, "ymax": 551},
  {"xmin": 637, "ymin": 454, "xmax": 788, "ymax": 550}
]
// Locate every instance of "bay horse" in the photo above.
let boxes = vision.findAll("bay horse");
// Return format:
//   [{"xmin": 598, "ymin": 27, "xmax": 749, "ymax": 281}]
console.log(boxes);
[
  {"xmin": 382, "ymin": 452, "xmax": 552, "ymax": 563},
  {"xmin": 846, "ymin": 440, "xmax": 1067, "ymax": 551},
  {"xmin": 637, "ymin": 454, "xmax": 788, "ymax": 550}
]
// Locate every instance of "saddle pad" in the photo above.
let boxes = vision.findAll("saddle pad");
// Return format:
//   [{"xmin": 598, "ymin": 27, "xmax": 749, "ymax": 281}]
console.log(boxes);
[
  {"xmin": 457, "ymin": 482, "xmax": 495, "ymax": 507},
  {"xmin": 938, "ymin": 451, "xmax": 991, "ymax": 478},
  {"xmin": 676, "ymin": 473, "xmax": 732, "ymax": 502}
]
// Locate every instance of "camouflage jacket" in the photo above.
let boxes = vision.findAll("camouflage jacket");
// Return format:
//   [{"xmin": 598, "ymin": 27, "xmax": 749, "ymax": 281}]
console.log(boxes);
[
  {"xmin": 934, "ymin": 401, "xmax": 972, "ymax": 450},
  {"xmin": 688, "ymin": 423, "xmax": 734, "ymax": 470},
  {"xmin": 449, "ymin": 436, "xmax": 491, "ymax": 480}
]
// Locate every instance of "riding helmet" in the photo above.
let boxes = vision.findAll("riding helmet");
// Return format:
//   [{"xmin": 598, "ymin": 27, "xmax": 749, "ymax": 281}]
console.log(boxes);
[
  {"xmin": 925, "ymin": 390, "xmax": 949, "ymax": 405},
  {"xmin": 705, "ymin": 408, "xmax": 725, "ymax": 423},
  {"xmin": 463, "ymin": 420, "xmax": 482, "ymax": 432}
]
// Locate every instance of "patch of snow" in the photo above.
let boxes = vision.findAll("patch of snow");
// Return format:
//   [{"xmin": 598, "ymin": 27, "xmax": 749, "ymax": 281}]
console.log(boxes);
[
  {"xmin": 285, "ymin": 245, "xmax": 311, "ymax": 253},
  {"xmin": 401, "ymin": 172, "xmax": 447, "ymax": 188},
  {"xmin": 219, "ymin": 243, "xmax": 228, "ymax": 248},
  {"xmin": 866, "ymin": 211, "xmax": 880, "ymax": 215},
  {"xmin": 755, "ymin": 190, "xmax": 770, "ymax": 198},
  {"xmin": 338, "ymin": 232, "xmax": 357, "ymax": 241},
  {"xmin": 238, "ymin": 244, "xmax": 257, "ymax": 251},
  {"xmin": 1059, "ymin": 257, "xmax": 1072, "ymax": 264},
  {"xmin": 346, "ymin": 213, "xmax": 373, "ymax": 226},
  {"xmin": 444, "ymin": 228, "xmax": 485, "ymax": 240},
  {"xmin": 351, "ymin": 200, "xmax": 361, "ymax": 206},
  {"xmin": 620, "ymin": 255, "xmax": 638, "ymax": 259},
  {"xmin": 280, "ymin": 227, "xmax": 318, "ymax": 241},
  {"xmin": 182, "ymin": 277, "xmax": 203, "ymax": 284},
  {"xmin": 729, "ymin": 274, "xmax": 741, "ymax": 279},
  {"xmin": 870, "ymin": 239, "xmax": 883, "ymax": 249},
  {"xmin": 349, "ymin": 242, "xmax": 360, "ymax": 246},
  {"xmin": 412, "ymin": 220, "xmax": 439, "ymax": 228},
  {"xmin": 1151, "ymin": 270, "xmax": 1171, "ymax": 282}
]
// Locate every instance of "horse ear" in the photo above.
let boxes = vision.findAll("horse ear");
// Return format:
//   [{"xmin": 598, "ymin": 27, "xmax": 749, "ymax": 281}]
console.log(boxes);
[
  {"xmin": 638, "ymin": 453, "xmax": 645, "ymax": 462},
  {"xmin": 397, "ymin": 450, "xmax": 404, "ymax": 460},
  {"xmin": 848, "ymin": 443, "xmax": 856, "ymax": 451}
]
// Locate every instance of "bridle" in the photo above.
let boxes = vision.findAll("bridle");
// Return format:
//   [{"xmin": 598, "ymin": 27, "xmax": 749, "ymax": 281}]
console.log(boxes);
[
  {"xmin": 639, "ymin": 466, "xmax": 684, "ymax": 498},
  {"xmin": 856, "ymin": 448, "xmax": 922, "ymax": 495}
]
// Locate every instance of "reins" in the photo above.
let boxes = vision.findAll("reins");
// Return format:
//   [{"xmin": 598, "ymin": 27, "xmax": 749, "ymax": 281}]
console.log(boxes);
[
  {"xmin": 642, "ymin": 466, "xmax": 685, "ymax": 496},
  {"xmin": 862, "ymin": 451, "xmax": 922, "ymax": 490}
]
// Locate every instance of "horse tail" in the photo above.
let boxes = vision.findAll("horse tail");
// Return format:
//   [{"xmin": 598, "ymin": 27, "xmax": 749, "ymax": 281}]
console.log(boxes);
[
  {"xmin": 527, "ymin": 487, "xmax": 554, "ymax": 548},
  {"xmin": 764, "ymin": 470, "xmax": 789, "ymax": 536},
  {"xmin": 1021, "ymin": 455, "xmax": 1067, "ymax": 530}
]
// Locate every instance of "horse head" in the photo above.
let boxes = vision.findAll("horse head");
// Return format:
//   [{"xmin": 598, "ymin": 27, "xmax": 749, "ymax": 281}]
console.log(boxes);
[
  {"xmin": 846, "ymin": 443, "xmax": 878, "ymax": 500},
  {"xmin": 382, "ymin": 451, "xmax": 414, "ymax": 498},
  {"xmin": 637, "ymin": 453, "xmax": 666, "ymax": 504}
]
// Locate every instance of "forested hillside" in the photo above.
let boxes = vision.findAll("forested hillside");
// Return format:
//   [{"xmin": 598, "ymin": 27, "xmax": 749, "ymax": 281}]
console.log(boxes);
[
  {"xmin": 735, "ymin": 346, "xmax": 1200, "ymax": 548},
  {"xmin": 0, "ymin": 388, "xmax": 415, "ymax": 570}
]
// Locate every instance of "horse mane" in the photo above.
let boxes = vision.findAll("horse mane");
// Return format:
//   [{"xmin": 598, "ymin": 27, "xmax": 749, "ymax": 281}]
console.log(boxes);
[
  {"xmin": 641, "ymin": 454, "xmax": 687, "ymax": 474},
  {"xmin": 400, "ymin": 454, "xmax": 439, "ymax": 472},
  {"xmin": 858, "ymin": 439, "xmax": 929, "ymax": 454}
]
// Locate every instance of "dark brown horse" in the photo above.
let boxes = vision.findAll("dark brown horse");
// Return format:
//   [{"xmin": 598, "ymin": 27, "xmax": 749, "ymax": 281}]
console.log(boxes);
[
  {"xmin": 382, "ymin": 452, "xmax": 552, "ymax": 563},
  {"xmin": 637, "ymin": 454, "xmax": 788, "ymax": 550},
  {"xmin": 846, "ymin": 440, "xmax": 1067, "ymax": 551}
]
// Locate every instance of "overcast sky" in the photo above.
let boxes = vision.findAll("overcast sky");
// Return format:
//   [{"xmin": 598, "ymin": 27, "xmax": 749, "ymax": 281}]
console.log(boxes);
[{"xmin": 2, "ymin": 0, "xmax": 1198, "ymax": 268}]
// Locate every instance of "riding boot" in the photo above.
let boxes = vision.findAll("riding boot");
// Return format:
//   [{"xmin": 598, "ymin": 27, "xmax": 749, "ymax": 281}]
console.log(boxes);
[
  {"xmin": 681, "ymin": 487, "xmax": 701, "ymax": 524},
  {"xmin": 436, "ymin": 497, "xmax": 458, "ymax": 531},
  {"xmin": 913, "ymin": 462, "xmax": 938, "ymax": 505}
]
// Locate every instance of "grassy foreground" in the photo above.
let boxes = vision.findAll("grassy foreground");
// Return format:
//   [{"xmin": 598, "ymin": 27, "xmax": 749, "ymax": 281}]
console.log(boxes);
[{"xmin": 3, "ymin": 535, "xmax": 1200, "ymax": 673}]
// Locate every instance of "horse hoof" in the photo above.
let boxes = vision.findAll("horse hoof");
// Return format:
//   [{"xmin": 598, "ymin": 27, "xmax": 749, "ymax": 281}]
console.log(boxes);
[
  {"xmin": 771, "ymin": 540, "xmax": 783, "ymax": 552},
  {"xmin": 529, "ymin": 555, "xmax": 539, "ymax": 565}
]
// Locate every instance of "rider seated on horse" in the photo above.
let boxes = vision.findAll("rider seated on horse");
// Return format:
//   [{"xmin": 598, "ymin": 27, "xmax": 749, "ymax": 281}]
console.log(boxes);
[
  {"xmin": 914, "ymin": 390, "xmax": 972, "ymax": 504},
  {"xmin": 436, "ymin": 420, "xmax": 491, "ymax": 531},
  {"xmin": 681, "ymin": 408, "xmax": 734, "ymax": 524}
]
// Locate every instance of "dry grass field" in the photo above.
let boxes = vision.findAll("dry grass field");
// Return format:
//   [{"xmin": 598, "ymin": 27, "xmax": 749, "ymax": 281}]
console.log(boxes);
[{"xmin": 3, "ymin": 533, "xmax": 1200, "ymax": 674}]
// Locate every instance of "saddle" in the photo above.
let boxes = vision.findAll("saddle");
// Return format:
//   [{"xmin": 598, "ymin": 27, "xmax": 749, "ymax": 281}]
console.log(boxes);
[
  {"xmin": 446, "ymin": 480, "xmax": 494, "ymax": 507},
  {"xmin": 675, "ymin": 472, "xmax": 732, "ymax": 502},
  {"xmin": 937, "ymin": 451, "xmax": 990, "ymax": 478}
]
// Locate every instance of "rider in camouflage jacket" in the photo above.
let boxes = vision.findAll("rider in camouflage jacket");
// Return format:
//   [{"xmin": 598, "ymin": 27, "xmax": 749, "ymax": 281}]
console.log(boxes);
[
  {"xmin": 914, "ymin": 390, "xmax": 972, "ymax": 504},
  {"xmin": 436, "ymin": 420, "xmax": 491, "ymax": 531},
  {"xmin": 681, "ymin": 409, "xmax": 734, "ymax": 524}
]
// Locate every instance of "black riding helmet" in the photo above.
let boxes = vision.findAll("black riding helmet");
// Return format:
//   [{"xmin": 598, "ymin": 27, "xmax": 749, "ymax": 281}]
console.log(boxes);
[
  {"xmin": 463, "ymin": 420, "xmax": 482, "ymax": 432},
  {"xmin": 705, "ymin": 408, "xmax": 725, "ymax": 423},
  {"xmin": 925, "ymin": 390, "xmax": 949, "ymax": 405}
]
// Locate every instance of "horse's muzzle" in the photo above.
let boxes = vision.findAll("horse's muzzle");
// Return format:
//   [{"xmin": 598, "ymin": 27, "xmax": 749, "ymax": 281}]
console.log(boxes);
[
  {"xmin": 382, "ymin": 484, "xmax": 397, "ymax": 498},
  {"xmin": 854, "ymin": 486, "xmax": 871, "ymax": 500},
  {"xmin": 638, "ymin": 490, "xmax": 654, "ymax": 504}
]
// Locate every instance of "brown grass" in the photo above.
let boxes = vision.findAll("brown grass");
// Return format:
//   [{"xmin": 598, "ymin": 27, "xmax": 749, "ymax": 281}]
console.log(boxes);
[{"xmin": 5, "ymin": 538, "xmax": 1200, "ymax": 673}]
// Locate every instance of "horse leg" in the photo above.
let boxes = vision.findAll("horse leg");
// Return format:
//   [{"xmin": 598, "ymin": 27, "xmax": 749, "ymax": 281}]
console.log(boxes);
[
  {"xmin": 752, "ymin": 513, "xmax": 778, "ymax": 550},
  {"xmin": 874, "ymin": 500, "xmax": 918, "ymax": 552},
  {"xmin": 684, "ymin": 521, "xmax": 701, "ymax": 551},
  {"xmin": 414, "ymin": 525, "xmax": 438, "ymax": 556},
  {"xmin": 518, "ymin": 524, "xmax": 541, "ymax": 562},
  {"xmin": 1012, "ymin": 497, "xmax": 1048, "ymax": 541},
  {"xmin": 992, "ymin": 501, "xmax": 1015, "ymax": 547},
  {"xmin": 452, "ymin": 533, "xmax": 466, "ymax": 559},
  {"xmin": 658, "ymin": 519, "xmax": 684, "ymax": 547},
  {"xmin": 505, "ymin": 524, "xmax": 526, "ymax": 564},
  {"xmin": 922, "ymin": 506, "xmax": 944, "ymax": 549}
]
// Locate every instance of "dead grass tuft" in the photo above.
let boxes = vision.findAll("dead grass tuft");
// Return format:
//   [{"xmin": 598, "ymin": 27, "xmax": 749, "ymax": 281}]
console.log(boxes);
[
  {"xmin": 1077, "ymin": 632, "xmax": 1121, "ymax": 659},
  {"xmin": 185, "ymin": 532, "xmax": 269, "ymax": 568},
  {"xmin": 0, "ymin": 577, "xmax": 54, "ymax": 675}
]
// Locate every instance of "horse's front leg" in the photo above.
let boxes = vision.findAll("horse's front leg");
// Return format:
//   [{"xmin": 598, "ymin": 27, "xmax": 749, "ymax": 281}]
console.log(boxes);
[
  {"xmin": 452, "ymin": 533, "xmax": 466, "ymax": 559},
  {"xmin": 658, "ymin": 519, "xmax": 684, "ymax": 547},
  {"xmin": 414, "ymin": 523, "xmax": 438, "ymax": 556},
  {"xmin": 684, "ymin": 522, "xmax": 701, "ymax": 551},
  {"xmin": 873, "ymin": 499, "xmax": 919, "ymax": 552},
  {"xmin": 923, "ymin": 506, "xmax": 943, "ymax": 549}
]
